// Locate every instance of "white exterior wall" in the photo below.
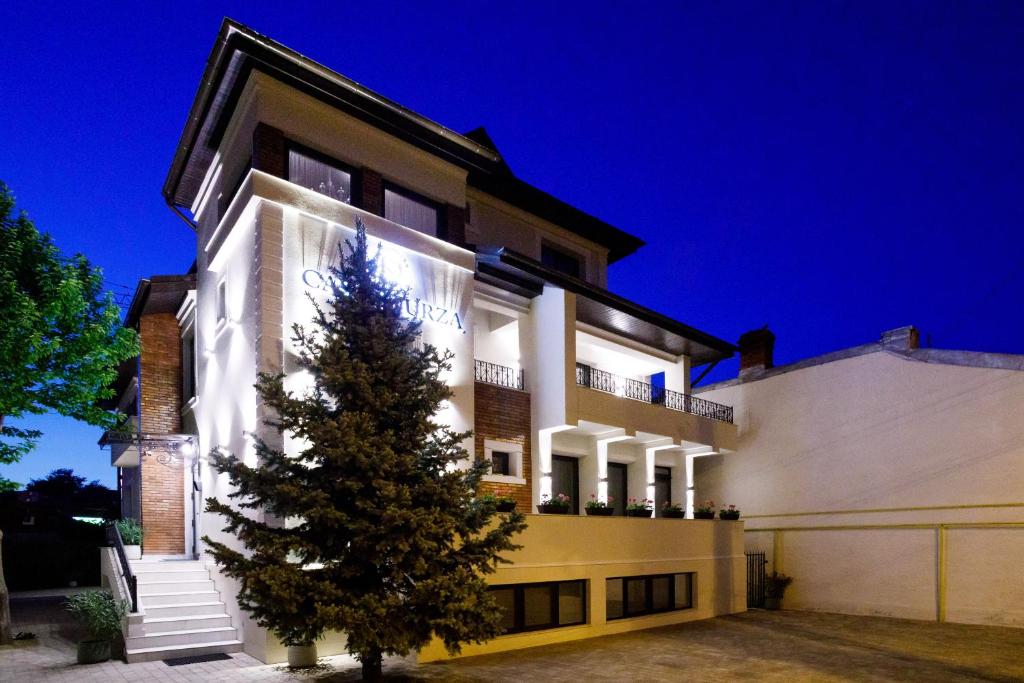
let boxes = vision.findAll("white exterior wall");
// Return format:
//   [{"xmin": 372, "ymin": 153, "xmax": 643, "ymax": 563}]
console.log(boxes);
[{"xmin": 696, "ymin": 350, "xmax": 1024, "ymax": 626}]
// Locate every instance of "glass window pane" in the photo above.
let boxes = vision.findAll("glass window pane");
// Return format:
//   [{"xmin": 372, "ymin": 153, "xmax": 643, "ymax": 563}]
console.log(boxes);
[
  {"xmin": 491, "ymin": 588, "xmax": 515, "ymax": 632},
  {"xmin": 626, "ymin": 578, "xmax": 646, "ymax": 615},
  {"xmin": 385, "ymin": 188, "xmax": 437, "ymax": 235},
  {"xmin": 606, "ymin": 578, "xmax": 624, "ymax": 619},
  {"xmin": 523, "ymin": 585, "xmax": 553, "ymax": 627},
  {"xmin": 674, "ymin": 574, "xmax": 693, "ymax": 609},
  {"xmin": 491, "ymin": 452, "xmax": 510, "ymax": 475},
  {"xmin": 651, "ymin": 576, "xmax": 671, "ymax": 611},
  {"xmin": 288, "ymin": 150, "xmax": 352, "ymax": 204},
  {"xmin": 558, "ymin": 582, "xmax": 585, "ymax": 625}
]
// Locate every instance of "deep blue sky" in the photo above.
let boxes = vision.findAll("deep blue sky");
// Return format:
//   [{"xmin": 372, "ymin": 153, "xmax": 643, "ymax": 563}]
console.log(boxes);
[{"xmin": 2, "ymin": 1, "xmax": 1022, "ymax": 488}]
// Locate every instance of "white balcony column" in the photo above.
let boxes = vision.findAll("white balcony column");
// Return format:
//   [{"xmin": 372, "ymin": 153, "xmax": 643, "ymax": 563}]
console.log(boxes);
[
  {"xmin": 645, "ymin": 443, "xmax": 678, "ymax": 504},
  {"xmin": 664, "ymin": 354, "xmax": 692, "ymax": 394},
  {"xmin": 685, "ymin": 448, "xmax": 718, "ymax": 517},
  {"xmin": 534, "ymin": 426, "xmax": 572, "ymax": 510}
]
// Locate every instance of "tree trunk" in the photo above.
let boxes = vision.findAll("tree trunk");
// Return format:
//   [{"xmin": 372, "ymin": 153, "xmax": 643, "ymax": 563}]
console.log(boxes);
[
  {"xmin": 361, "ymin": 648, "xmax": 382, "ymax": 681},
  {"xmin": 0, "ymin": 530, "xmax": 12, "ymax": 645}
]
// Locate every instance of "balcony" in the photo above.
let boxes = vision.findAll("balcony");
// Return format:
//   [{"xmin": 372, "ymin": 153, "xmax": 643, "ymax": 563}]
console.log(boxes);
[
  {"xmin": 475, "ymin": 359, "xmax": 525, "ymax": 391},
  {"xmin": 576, "ymin": 362, "xmax": 733, "ymax": 424}
]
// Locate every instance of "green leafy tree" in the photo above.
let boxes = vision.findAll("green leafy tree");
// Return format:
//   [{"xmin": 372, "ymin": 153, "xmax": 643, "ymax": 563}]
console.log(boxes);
[
  {"xmin": 0, "ymin": 182, "xmax": 139, "ymax": 644},
  {"xmin": 0, "ymin": 182, "xmax": 139, "ymax": 488},
  {"xmin": 204, "ymin": 219, "xmax": 526, "ymax": 680}
]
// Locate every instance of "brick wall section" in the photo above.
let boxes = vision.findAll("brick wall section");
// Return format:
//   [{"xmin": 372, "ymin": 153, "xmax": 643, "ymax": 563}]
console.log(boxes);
[
  {"xmin": 441, "ymin": 204, "xmax": 466, "ymax": 246},
  {"xmin": 474, "ymin": 382, "xmax": 532, "ymax": 512},
  {"xmin": 358, "ymin": 168, "xmax": 384, "ymax": 215},
  {"xmin": 138, "ymin": 313, "xmax": 185, "ymax": 555},
  {"xmin": 252, "ymin": 122, "xmax": 286, "ymax": 178}
]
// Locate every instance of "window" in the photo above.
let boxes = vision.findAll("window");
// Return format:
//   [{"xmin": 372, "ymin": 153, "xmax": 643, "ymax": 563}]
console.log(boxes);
[
  {"xmin": 541, "ymin": 243, "xmax": 582, "ymax": 278},
  {"xmin": 384, "ymin": 185, "xmax": 439, "ymax": 235},
  {"xmin": 181, "ymin": 327, "xmax": 197, "ymax": 405},
  {"xmin": 287, "ymin": 148, "xmax": 352, "ymax": 204},
  {"xmin": 606, "ymin": 573, "xmax": 694, "ymax": 620},
  {"xmin": 489, "ymin": 580, "xmax": 587, "ymax": 634},
  {"xmin": 483, "ymin": 440, "xmax": 525, "ymax": 484},
  {"xmin": 215, "ymin": 279, "xmax": 227, "ymax": 326}
]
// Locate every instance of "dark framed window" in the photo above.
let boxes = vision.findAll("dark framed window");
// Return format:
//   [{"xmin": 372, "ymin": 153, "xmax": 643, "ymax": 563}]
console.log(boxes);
[
  {"xmin": 490, "ymin": 451, "xmax": 511, "ymax": 476},
  {"xmin": 541, "ymin": 243, "xmax": 583, "ymax": 278},
  {"xmin": 606, "ymin": 572, "xmax": 693, "ymax": 620},
  {"xmin": 489, "ymin": 580, "xmax": 587, "ymax": 634},
  {"xmin": 286, "ymin": 145, "xmax": 354, "ymax": 205},
  {"xmin": 383, "ymin": 183, "xmax": 440, "ymax": 235},
  {"xmin": 181, "ymin": 327, "xmax": 197, "ymax": 405},
  {"xmin": 551, "ymin": 455, "xmax": 580, "ymax": 514},
  {"xmin": 215, "ymin": 279, "xmax": 227, "ymax": 325}
]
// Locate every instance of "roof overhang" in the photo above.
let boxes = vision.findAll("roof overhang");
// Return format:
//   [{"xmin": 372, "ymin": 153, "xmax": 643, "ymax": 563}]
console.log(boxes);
[{"xmin": 476, "ymin": 248, "xmax": 736, "ymax": 365}]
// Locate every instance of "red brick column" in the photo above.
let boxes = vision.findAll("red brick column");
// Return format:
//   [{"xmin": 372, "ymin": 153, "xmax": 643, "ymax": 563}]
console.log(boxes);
[
  {"xmin": 138, "ymin": 313, "xmax": 185, "ymax": 555},
  {"xmin": 253, "ymin": 122, "xmax": 286, "ymax": 178},
  {"xmin": 474, "ymin": 382, "xmax": 532, "ymax": 511},
  {"xmin": 358, "ymin": 168, "xmax": 384, "ymax": 216}
]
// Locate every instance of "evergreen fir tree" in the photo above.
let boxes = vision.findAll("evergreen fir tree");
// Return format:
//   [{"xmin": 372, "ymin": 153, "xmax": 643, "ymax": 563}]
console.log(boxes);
[{"xmin": 204, "ymin": 218, "xmax": 526, "ymax": 679}]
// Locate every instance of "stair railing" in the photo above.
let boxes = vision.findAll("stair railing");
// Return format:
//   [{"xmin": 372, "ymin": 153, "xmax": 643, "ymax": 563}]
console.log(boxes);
[{"xmin": 106, "ymin": 523, "xmax": 139, "ymax": 612}]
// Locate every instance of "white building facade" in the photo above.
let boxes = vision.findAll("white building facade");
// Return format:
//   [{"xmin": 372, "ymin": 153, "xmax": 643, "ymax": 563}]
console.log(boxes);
[{"xmin": 105, "ymin": 20, "xmax": 746, "ymax": 664}]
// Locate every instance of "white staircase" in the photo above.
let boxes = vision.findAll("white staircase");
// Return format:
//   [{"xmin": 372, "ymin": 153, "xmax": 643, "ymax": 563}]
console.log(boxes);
[{"xmin": 125, "ymin": 559, "xmax": 243, "ymax": 663}]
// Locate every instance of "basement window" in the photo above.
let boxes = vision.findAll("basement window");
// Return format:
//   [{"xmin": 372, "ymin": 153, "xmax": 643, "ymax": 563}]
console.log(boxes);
[
  {"xmin": 489, "ymin": 580, "xmax": 587, "ymax": 634},
  {"xmin": 606, "ymin": 572, "xmax": 693, "ymax": 620}
]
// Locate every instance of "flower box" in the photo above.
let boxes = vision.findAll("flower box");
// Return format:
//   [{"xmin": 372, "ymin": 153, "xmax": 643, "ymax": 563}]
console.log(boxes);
[
  {"xmin": 693, "ymin": 511, "xmax": 716, "ymax": 520},
  {"xmin": 585, "ymin": 507, "xmax": 615, "ymax": 516},
  {"xmin": 496, "ymin": 501, "xmax": 517, "ymax": 513},
  {"xmin": 719, "ymin": 510, "xmax": 741, "ymax": 520},
  {"xmin": 662, "ymin": 509, "xmax": 686, "ymax": 519},
  {"xmin": 626, "ymin": 509, "xmax": 652, "ymax": 518},
  {"xmin": 537, "ymin": 504, "xmax": 569, "ymax": 514}
]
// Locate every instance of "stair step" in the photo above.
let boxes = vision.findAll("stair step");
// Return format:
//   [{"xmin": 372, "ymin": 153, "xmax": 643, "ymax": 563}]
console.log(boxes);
[
  {"xmin": 126, "ymin": 626, "xmax": 238, "ymax": 650},
  {"xmin": 125, "ymin": 639, "xmax": 243, "ymax": 664},
  {"xmin": 138, "ymin": 579, "xmax": 215, "ymax": 595},
  {"xmin": 142, "ymin": 614, "xmax": 232, "ymax": 633},
  {"xmin": 142, "ymin": 591, "xmax": 221, "ymax": 606},
  {"xmin": 130, "ymin": 560, "xmax": 205, "ymax": 569},
  {"xmin": 144, "ymin": 602, "xmax": 226, "ymax": 618},
  {"xmin": 135, "ymin": 569, "xmax": 211, "ymax": 583}
]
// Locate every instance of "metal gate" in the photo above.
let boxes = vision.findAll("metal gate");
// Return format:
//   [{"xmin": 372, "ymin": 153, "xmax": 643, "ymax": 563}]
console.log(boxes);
[{"xmin": 746, "ymin": 551, "xmax": 766, "ymax": 608}]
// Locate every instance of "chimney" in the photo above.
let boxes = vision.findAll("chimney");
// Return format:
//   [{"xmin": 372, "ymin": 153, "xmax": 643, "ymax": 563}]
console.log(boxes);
[
  {"xmin": 738, "ymin": 327, "xmax": 775, "ymax": 379},
  {"xmin": 880, "ymin": 325, "xmax": 920, "ymax": 351}
]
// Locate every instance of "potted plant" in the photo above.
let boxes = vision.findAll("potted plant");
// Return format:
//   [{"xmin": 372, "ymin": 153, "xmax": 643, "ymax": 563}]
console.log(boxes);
[
  {"xmin": 584, "ymin": 494, "xmax": 615, "ymax": 516},
  {"xmin": 537, "ymin": 493, "xmax": 571, "ymax": 514},
  {"xmin": 115, "ymin": 518, "xmax": 142, "ymax": 559},
  {"xmin": 764, "ymin": 572, "xmax": 793, "ymax": 610},
  {"xmin": 65, "ymin": 591, "xmax": 128, "ymax": 664},
  {"xmin": 625, "ymin": 498, "xmax": 653, "ymax": 518},
  {"xmin": 693, "ymin": 500, "xmax": 716, "ymax": 519},
  {"xmin": 286, "ymin": 638, "xmax": 319, "ymax": 669},
  {"xmin": 662, "ymin": 502, "xmax": 686, "ymax": 518},
  {"xmin": 479, "ymin": 489, "xmax": 517, "ymax": 512},
  {"xmin": 719, "ymin": 504, "xmax": 741, "ymax": 520}
]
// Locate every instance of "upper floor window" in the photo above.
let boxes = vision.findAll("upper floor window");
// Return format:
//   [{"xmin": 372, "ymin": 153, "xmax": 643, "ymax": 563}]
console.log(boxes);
[
  {"xmin": 288, "ymin": 148, "xmax": 352, "ymax": 204},
  {"xmin": 182, "ymin": 326, "xmax": 197, "ymax": 406},
  {"xmin": 384, "ymin": 185, "xmax": 439, "ymax": 236},
  {"xmin": 541, "ymin": 243, "xmax": 582, "ymax": 279},
  {"xmin": 215, "ymin": 279, "xmax": 228, "ymax": 326}
]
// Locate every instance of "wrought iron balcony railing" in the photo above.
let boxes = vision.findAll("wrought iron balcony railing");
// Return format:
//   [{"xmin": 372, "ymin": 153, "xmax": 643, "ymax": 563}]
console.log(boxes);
[
  {"xmin": 475, "ymin": 359, "xmax": 525, "ymax": 391},
  {"xmin": 575, "ymin": 362, "xmax": 733, "ymax": 424}
]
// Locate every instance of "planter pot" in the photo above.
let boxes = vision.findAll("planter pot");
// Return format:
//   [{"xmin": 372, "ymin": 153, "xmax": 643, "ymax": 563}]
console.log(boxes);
[
  {"xmin": 287, "ymin": 643, "xmax": 318, "ymax": 668},
  {"xmin": 626, "ymin": 509, "xmax": 653, "ymax": 518},
  {"xmin": 77, "ymin": 639, "xmax": 111, "ymax": 665},
  {"xmin": 123, "ymin": 545, "xmax": 141, "ymax": 560},
  {"xmin": 662, "ymin": 510, "xmax": 686, "ymax": 519},
  {"xmin": 764, "ymin": 597, "xmax": 782, "ymax": 610},
  {"xmin": 585, "ymin": 507, "xmax": 614, "ymax": 516},
  {"xmin": 719, "ymin": 512, "xmax": 741, "ymax": 521},
  {"xmin": 693, "ymin": 511, "xmax": 715, "ymax": 520},
  {"xmin": 537, "ymin": 504, "xmax": 569, "ymax": 514},
  {"xmin": 495, "ymin": 501, "xmax": 517, "ymax": 513}
]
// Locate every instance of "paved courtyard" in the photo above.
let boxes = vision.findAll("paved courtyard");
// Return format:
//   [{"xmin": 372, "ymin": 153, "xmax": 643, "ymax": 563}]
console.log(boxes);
[{"xmin": 4, "ymin": 595, "xmax": 1024, "ymax": 682}]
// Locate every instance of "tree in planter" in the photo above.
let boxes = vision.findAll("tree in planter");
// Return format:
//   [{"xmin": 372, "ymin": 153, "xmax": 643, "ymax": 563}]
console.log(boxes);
[
  {"xmin": 204, "ymin": 219, "xmax": 526, "ymax": 679},
  {"xmin": 0, "ymin": 182, "xmax": 138, "ymax": 644}
]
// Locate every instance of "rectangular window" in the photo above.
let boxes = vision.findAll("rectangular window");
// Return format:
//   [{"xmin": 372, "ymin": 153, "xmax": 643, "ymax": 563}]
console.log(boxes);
[
  {"xmin": 215, "ymin": 279, "xmax": 227, "ymax": 325},
  {"xmin": 606, "ymin": 573, "xmax": 695, "ymax": 620},
  {"xmin": 541, "ymin": 243, "xmax": 582, "ymax": 279},
  {"xmin": 490, "ymin": 451, "xmax": 511, "ymax": 476},
  {"xmin": 489, "ymin": 580, "xmax": 587, "ymax": 634},
  {"xmin": 384, "ymin": 185, "xmax": 439, "ymax": 235},
  {"xmin": 181, "ymin": 327, "xmax": 197, "ymax": 405},
  {"xmin": 287, "ymin": 148, "xmax": 353, "ymax": 204}
]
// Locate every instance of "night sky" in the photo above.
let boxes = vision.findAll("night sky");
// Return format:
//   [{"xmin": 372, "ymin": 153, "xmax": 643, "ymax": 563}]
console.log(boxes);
[{"xmin": 2, "ymin": 1, "xmax": 1021, "ymax": 487}]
